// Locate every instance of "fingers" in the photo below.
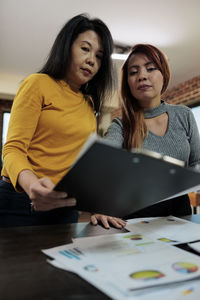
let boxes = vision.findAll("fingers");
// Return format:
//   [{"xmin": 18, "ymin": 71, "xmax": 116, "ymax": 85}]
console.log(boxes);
[
  {"xmin": 29, "ymin": 178, "xmax": 77, "ymax": 211},
  {"xmin": 31, "ymin": 178, "xmax": 68, "ymax": 199},
  {"xmin": 32, "ymin": 197, "xmax": 76, "ymax": 211},
  {"xmin": 53, "ymin": 197, "xmax": 76, "ymax": 208},
  {"xmin": 91, "ymin": 214, "xmax": 126, "ymax": 229},
  {"xmin": 31, "ymin": 189, "xmax": 68, "ymax": 201},
  {"xmin": 109, "ymin": 217, "xmax": 126, "ymax": 229},
  {"xmin": 98, "ymin": 215, "xmax": 110, "ymax": 229},
  {"xmin": 90, "ymin": 214, "xmax": 98, "ymax": 225}
]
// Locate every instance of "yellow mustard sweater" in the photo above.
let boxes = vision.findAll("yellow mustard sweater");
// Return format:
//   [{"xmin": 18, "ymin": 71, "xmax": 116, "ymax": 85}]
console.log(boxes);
[{"xmin": 2, "ymin": 74, "xmax": 96, "ymax": 189}]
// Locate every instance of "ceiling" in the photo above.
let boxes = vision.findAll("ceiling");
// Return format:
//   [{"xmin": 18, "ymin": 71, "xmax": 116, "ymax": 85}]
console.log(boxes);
[{"xmin": 1, "ymin": 0, "xmax": 200, "ymax": 96}]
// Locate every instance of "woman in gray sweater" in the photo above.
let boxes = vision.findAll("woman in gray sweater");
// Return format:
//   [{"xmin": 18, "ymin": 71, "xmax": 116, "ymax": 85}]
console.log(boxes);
[{"xmin": 91, "ymin": 43, "xmax": 200, "ymax": 229}]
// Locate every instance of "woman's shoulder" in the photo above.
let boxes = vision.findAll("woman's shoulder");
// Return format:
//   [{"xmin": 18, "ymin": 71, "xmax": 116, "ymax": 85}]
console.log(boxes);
[
  {"xmin": 23, "ymin": 73, "xmax": 53, "ymax": 84},
  {"xmin": 19, "ymin": 74, "xmax": 58, "ymax": 94},
  {"xmin": 165, "ymin": 102, "xmax": 191, "ymax": 114},
  {"xmin": 15, "ymin": 74, "xmax": 57, "ymax": 100}
]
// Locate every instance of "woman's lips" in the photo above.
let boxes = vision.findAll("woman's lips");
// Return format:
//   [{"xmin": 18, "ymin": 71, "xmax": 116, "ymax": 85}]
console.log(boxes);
[
  {"xmin": 81, "ymin": 68, "xmax": 92, "ymax": 76},
  {"xmin": 138, "ymin": 84, "xmax": 152, "ymax": 90}
]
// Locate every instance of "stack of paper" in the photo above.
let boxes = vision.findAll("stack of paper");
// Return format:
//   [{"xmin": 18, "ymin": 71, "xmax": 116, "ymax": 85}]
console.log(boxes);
[{"xmin": 42, "ymin": 216, "xmax": 200, "ymax": 299}]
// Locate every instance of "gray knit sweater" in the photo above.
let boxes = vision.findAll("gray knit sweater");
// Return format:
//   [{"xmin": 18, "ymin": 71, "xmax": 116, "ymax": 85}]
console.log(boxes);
[{"xmin": 105, "ymin": 101, "xmax": 200, "ymax": 167}]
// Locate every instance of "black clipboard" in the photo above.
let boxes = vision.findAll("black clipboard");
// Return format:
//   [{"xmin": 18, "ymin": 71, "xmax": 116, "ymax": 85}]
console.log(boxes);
[{"xmin": 55, "ymin": 134, "xmax": 200, "ymax": 217}]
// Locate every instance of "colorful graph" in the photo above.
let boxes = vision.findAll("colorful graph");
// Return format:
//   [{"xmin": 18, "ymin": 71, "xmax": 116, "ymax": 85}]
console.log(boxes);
[
  {"xmin": 84, "ymin": 264, "xmax": 99, "ymax": 272},
  {"xmin": 182, "ymin": 287, "xmax": 194, "ymax": 295},
  {"xmin": 158, "ymin": 237, "xmax": 177, "ymax": 243},
  {"xmin": 172, "ymin": 262, "xmax": 198, "ymax": 274},
  {"xmin": 123, "ymin": 234, "xmax": 143, "ymax": 240},
  {"xmin": 129, "ymin": 270, "xmax": 165, "ymax": 281}
]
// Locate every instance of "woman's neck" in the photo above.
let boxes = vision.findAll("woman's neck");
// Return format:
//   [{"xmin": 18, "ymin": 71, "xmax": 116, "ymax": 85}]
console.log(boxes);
[
  {"xmin": 143, "ymin": 100, "xmax": 166, "ymax": 119},
  {"xmin": 140, "ymin": 97, "xmax": 161, "ymax": 109},
  {"xmin": 64, "ymin": 77, "xmax": 81, "ymax": 93}
]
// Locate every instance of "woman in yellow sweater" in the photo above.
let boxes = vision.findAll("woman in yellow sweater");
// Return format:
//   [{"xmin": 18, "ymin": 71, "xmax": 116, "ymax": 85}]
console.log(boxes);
[{"xmin": 0, "ymin": 14, "xmax": 124, "ymax": 227}]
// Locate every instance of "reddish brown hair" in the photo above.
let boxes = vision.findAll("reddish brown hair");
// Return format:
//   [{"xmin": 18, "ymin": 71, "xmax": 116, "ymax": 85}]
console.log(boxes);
[{"xmin": 121, "ymin": 44, "xmax": 170, "ymax": 149}]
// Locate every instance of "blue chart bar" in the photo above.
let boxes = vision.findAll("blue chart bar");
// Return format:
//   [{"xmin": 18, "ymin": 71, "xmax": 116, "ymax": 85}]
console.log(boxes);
[
  {"xmin": 73, "ymin": 247, "xmax": 83, "ymax": 255},
  {"xmin": 59, "ymin": 250, "xmax": 81, "ymax": 260}
]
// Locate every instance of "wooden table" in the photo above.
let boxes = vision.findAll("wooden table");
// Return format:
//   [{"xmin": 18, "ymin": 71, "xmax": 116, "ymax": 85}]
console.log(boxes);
[{"xmin": 1, "ymin": 215, "xmax": 200, "ymax": 300}]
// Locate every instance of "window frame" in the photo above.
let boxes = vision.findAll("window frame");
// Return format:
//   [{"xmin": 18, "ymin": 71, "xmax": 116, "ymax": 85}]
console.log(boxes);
[{"xmin": 0, "ymin": 99, "xmax": 12, "ymax": 171}]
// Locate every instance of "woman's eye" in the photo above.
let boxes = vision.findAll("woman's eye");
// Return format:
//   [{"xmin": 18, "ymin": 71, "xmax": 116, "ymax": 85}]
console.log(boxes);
[
  {"xmin": 96, "ymin": 54, "xmax": 103, "ymax": 60},
  {"xmin": 129, "ymin": 70, "xmax": 137, "ymax": 76},
  {"xmin": 81, "ymin": 47, "xmax": 89, "ymax": 52},
  {"xmin": 147, "ymin": 67, "xmax": 157, "ymax": 72}
]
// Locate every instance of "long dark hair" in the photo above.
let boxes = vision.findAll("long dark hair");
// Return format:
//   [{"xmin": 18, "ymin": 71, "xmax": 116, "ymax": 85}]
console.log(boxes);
[
  {"xmin": 121, "ymin": 44, "xmax": 170, "ymax": 149},
  {"xmin": 39, "ymin": 13, "xmax": 114, "ymax": 114}
]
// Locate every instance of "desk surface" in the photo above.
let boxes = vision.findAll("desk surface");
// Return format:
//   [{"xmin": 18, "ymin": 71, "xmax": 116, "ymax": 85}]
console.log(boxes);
[{"xmin": 1, "ymin": 215, "xmax": 200, "ymax": 300}]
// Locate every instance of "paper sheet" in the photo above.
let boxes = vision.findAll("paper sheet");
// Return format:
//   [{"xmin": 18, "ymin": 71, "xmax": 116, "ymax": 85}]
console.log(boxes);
[
  {"xmin": 49, "ymin": 258, "xmax": 200, "ymax": 300},
  {"xmin": 126, "ymin": 216, "xmax": 200, "ymax": 245},
  {"xmin": 43, "ymin": 230, "xmax": 200, "ymax": 299}
]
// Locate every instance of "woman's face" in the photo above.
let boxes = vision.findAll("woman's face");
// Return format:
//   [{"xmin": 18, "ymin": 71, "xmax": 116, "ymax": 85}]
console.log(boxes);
[
  {"xmin": 127, "ymin": 53, "xmax": 163, "ymax": 108},
  {"xmin": 66, "ymin": 30, "xmax": 103, "ymax": 92}
]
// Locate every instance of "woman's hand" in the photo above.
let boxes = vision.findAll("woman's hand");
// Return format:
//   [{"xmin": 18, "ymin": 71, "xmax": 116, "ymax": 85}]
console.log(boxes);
[
  {"xmin": 29, "ymin": 177, "xmax": 76, "ymax": 211},
  {"xmin": 90, "ymin": 214, "xmax": 126, "ymax": 229},
  {"xmin": 18, "ymin": 170, "xmax": 76, "ymax": 211}
]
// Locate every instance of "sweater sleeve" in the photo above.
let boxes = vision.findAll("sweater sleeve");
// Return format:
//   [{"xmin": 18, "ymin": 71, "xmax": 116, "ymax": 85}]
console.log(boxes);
[
  {"xmin": 2, "ymin": 75, "xmax": 43, "ymax": 189},
  {"xmin": 104, "ymin": 118, "xmax": 124, "ymax": 147},
  {"xmin": 188, "ymin": 109, "xmax": 200, "ymax": 167}
]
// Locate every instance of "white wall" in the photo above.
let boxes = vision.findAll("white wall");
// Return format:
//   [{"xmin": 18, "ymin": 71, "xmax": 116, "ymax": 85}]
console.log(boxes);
[{"xmin": 0, "ymin": 72, "xmax": 23, "ymax": 99}]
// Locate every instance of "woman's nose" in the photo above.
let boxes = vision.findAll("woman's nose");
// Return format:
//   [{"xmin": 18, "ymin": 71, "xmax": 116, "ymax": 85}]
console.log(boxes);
[
  {"xmin": 138, "ymin": 68, "xmax": 147, "ymax": 81},
  {"xmin": 86, "ymin": 54, "xmax": 95, "ymax": 66}
]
